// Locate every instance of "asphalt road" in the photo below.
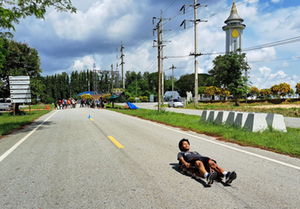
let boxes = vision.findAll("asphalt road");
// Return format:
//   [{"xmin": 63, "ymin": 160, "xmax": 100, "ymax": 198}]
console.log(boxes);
[
  {"xmin": 129, "ymin": 102, "xmax": 300, "ymax": 128},
  {"xmin": 0, "ymin": 108, "xmax": 300, "ymax": 208}
]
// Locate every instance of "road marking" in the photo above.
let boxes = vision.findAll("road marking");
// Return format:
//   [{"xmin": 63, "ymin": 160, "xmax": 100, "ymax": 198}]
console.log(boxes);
[
  {"xmin": 108, "ymin": 136, "xmax": 124, "ymax": 148},
  {"xmin": 114, "ymin": 111, "xmax": 300, "ymax": 171},
  {"xmin": 90, "ymin": 118, "xmax": 94, "ymax": 121},
  {"xmin": 0, "ymin": 111, "xmax": 58, "ymax": 163}
]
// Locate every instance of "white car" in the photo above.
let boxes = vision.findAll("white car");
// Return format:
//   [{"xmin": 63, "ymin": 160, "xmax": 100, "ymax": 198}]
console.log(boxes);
[
  {"xmin": 0, "ymin": 98, "xmax": 13, "ymax": 111},
  {"xmin": 168, "ymin": 99, "xmax": 184, "ymax": 108}
]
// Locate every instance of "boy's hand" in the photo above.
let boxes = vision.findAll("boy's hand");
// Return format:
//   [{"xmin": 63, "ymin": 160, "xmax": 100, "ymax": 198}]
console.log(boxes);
[{"xmin": 185, "ymin": 163, "xmax": 191, "ymax": 168}]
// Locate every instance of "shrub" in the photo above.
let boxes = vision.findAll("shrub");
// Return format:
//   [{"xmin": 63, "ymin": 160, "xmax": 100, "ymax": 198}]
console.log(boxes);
[
  {"xmin": 143, "ymin": 96, "xmax": 149, "ymax": 102},
  {"xmin": 128, "ymin": 97, "xmax": 135, "ymax": 103}
]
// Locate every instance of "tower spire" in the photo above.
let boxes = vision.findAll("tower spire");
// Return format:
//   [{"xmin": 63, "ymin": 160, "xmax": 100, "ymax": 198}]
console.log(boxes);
[{"xmin": 225, "ymin": 0, "xmax": 243, "ymax": 24}]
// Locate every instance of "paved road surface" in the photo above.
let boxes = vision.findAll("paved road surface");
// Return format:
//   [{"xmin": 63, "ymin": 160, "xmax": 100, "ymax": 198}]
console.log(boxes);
[
  {"xmin": 0, "ymin": 108, "xmax": 300, "ymax": 208},
  {"xmin": 128, "ymin": 102, "xmax": 300, "ymax": 128}
]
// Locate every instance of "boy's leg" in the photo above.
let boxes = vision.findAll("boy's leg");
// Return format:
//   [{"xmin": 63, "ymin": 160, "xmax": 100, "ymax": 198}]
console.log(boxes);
[
  {"xmin": 194, "ymin": 160, "xmax": 207, "ymax": 177},
  {"xmin": 208, "ymin": 160, "xmax": 225, "ymax": 176},
  {"xmin": 208, "ymin": 159, "xmax": 237, "ymax": 183},
  {"xmin": 194, "ymin": 160, "xmax": 218, "ymax": 185}
]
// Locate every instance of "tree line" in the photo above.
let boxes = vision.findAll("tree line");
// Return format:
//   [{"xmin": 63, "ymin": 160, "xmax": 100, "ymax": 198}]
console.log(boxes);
[{"xmin": 1, "ymin": 39, "xmax": 299, "ymax": 105}]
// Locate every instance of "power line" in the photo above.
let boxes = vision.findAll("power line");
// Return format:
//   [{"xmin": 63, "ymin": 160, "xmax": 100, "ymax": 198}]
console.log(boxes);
[{"xmin": 249, "ymin": 56, "xmax": 300, "ymax": 64}]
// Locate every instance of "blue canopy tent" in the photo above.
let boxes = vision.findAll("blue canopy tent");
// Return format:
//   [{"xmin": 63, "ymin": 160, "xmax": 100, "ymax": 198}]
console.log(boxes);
[{"xmin": 126, "ymin": 102, "xmax": 139, "ymax": 110}]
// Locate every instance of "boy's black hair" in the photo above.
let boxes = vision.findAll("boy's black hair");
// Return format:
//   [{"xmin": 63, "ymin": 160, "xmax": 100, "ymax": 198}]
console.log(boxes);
[{"xmin": 178, "ymin": 138, "xmax": 190, "ymax": 151}]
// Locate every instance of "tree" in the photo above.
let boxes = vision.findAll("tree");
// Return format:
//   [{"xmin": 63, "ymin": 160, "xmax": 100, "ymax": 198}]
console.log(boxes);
[
  {"xmin": 175, "ymin": 73, "xmax": 211, "ymax": 97},
  {"xmin": 204, "ymin": 86, "xmax": 221, "ymax": 101},
  {"xmin": 208, "ymin": 52, "xmax": 250, "ymax": 106},
  {"xmin": 220, "ymin": 88, "xmax": 230, "ymax": 101},
  {"xmin": 0, "ymin": 0, "xmax": 76, "ymax": 38},
  {"xmin": 296, "ymin": 83, "xmax": 300, "ymax": 97},
  {"xmin": 0, "ymin": 39, "xmax": 42, "ymax": 98},
  {"xmin": 249, "ymin": 86, "xmax": 259, "ymax": 98},
  {"xmin": 270, "ymin": 84, "xmax": 280, "ymax": 98},
  {"xmin": 278, "ymin": 83, "xmax": 292, "ymax": 98},
  {"xmin": 260, "ymin": 88, "xmax": 271, "ymax": 99}
]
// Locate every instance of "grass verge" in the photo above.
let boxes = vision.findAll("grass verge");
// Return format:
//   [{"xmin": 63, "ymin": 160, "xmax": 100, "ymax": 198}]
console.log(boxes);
[
  {"xmin": 109, "ymin": 108, "xmax": 300, "ymax": 158},
  {"xmin": 183, "ymin": 102, "xmax": 300, "ymax": 118},
  {"xmin": 0, "ymin": 110, "xmax": 52, "ymax": 137}
]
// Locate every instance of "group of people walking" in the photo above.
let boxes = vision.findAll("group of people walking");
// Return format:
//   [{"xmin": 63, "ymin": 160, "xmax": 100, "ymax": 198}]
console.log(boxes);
[
  {"xmin": 54, "ymin": 99, "xmax": 76, "ymax": 110},
  {"xmin": 80, "ymin": 99, "xmax": 104, "ymax": 109}
]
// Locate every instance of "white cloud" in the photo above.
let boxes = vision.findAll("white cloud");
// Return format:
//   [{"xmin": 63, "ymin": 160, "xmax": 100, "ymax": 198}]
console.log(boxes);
[
  {"xmin": 270, "ymin": 70, "xmax": 287, "ymax": 79},
  {"xmin": 47, "ymin": 0, "xmax": 139, "ymax": 41},
  {"xmin": 271, "ymin": 0, "xmax": 282, "ymax": 3},
  {"xmin": 259, "ymin": 66, "xmax": 271, "ymax": 77},
  {"xmin": 70, "ymin": 55, "xmax": 95, "ymax": 71},
  {"xmin": 247, "ymin": 47, "xmax": 276, "ymax": 63},
  {"xmin": 282, "ymin": 61, "xmax": 290, "ymax": 68}
]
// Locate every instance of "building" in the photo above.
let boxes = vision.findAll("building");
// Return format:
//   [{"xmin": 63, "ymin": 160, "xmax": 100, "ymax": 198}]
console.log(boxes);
[{"xmin": 222, "ymin": 0, "xmax": 246, "ymax": 54}]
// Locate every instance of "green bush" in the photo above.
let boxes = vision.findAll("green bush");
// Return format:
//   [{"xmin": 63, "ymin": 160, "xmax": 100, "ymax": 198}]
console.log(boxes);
[
  {"xmin": 128, "ymin": 97, "xmax": 135, "ymax": 103},
  {"xmin": 142, "ymin": 96, "xmax": 149, "ymax": 102},
  {"xmin": 44, "ymin": 97, "xmax": 54, "ymax": 104}
]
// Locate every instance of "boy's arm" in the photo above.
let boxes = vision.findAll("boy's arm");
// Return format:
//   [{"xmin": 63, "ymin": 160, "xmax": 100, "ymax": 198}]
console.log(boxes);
[{"xmin": 179, "ymin": 157, "xmax": 191, "ymax": 168}]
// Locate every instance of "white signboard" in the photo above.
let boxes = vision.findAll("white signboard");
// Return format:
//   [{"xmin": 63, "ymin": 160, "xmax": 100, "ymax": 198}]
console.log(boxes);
[
  {"xmin": 10, "ymin": 89, "xmax": 31, "ymax": 94},
  {"xmin": 9, "ymin": 80, "xmax": 30, "ymax": 85},
  {"xmin": 11, "ymin": 94, "xmax": 31, "ymax": 99},
  {"xmin": 9, "ymin": 76, "xmax": 30, "ymax": 80},
  {"xmin": 11, "ymin": 99, "xmax": 32, "ymax": 103},
  {"xmin": 9, "ymin": 76, "xmax": 31, "ymax": 103},
  {"xmin": 10, "ymin": 85, "xmax": 31, "ymax": 90}
]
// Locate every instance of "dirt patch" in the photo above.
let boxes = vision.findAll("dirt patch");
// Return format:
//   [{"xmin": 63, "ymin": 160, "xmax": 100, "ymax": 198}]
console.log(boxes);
[{"xmin": 253, "ymin": 104, "xmax": 300, "ymax": 109}]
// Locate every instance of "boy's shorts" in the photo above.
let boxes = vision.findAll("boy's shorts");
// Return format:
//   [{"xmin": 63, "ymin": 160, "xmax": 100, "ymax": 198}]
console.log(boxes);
[{"xmin": 189, "ymin": 157, "xmax": 216, "ymax": 172}]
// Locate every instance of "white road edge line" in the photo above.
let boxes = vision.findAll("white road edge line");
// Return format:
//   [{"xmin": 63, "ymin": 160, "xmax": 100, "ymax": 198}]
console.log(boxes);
[
  {"xmin": 114, "ymin": 111, "xmax": 300, "ymax": 171},
  {"xmin": 0, "ymin": 111, "xmax": 57, "ymax": 163}
]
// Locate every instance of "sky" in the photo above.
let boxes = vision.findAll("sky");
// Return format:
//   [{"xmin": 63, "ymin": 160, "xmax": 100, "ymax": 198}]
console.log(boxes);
[{"xmin": 12, "ymin": 0, "xmax": 300, "ymax": 91}]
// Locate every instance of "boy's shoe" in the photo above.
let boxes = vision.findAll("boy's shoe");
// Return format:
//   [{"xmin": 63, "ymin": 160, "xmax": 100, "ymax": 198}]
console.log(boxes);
[
  {"xmin": 206, "ymin": 172, "xmax": 217, "ymax": 185},
  {"xmin": 225, "ymin": 171, "xmax": 237, "ymax": 184}
]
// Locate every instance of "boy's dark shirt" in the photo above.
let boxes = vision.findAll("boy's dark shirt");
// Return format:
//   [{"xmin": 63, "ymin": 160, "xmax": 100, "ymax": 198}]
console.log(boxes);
[{"xmin": 177, "ymin": 151, "xmax": 202, "ymax": 162}]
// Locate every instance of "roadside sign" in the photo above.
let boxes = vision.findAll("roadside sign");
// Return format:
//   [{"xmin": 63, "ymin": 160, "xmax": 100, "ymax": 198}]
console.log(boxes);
[
  {"xmin": 9, "ymin": 76, "xmax": 30, "ymax": 80},
  {"xmin": 10, "ymin": 89, "xmax": 31, "ymax": 94},
  {"xmin": 10, "ymin": 85, "xmax": 31, "ymax": 89},
  {"xmin": 9, "ymin": 76, "xmax": 31, "ymax": 104},
  {"xmin": 11, "ymin": 99, "xmax": 32, "ymax": 103},
  {"xmin": 11, "ymin": 94, "xmax": 31, "ymax": 99},
  {"xmin": 9, "ymin": 80, "xmax": 30, "ymax": 85}
]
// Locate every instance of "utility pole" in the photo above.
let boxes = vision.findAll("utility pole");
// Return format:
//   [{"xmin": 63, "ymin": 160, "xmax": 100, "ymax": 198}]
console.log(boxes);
[
  {"xmin": 160, "ymin": 11, "xmax": 164, "ymax": 106},
  {"xmin": 93, "ymin": 63, "xmax": 98, "ymax": 94},
  {"xmin": 170, "ymin": 65, "xmax": 176, "ymax": 101},
  {"xmin": 111, "ymin": 64, "xmax": 113, "ymax": 93},
  {"xmin": 180, "ymin": 1, "xmax": 207, "ymax": 107},
  {"xmin": 87, "ymin": 69, "xmax": 90, "ymax": 92},
  {"xmin": 152, "ymin": 22, "xmax": 162, "ymax": 111},
  {"xmin": 153, "ymin": 14, "xmax": 171, "ymax": 111},
  {"xmin": 157, "ymin": 22, "xmax": 162, "ymax": 111},
  {"xmin": 120, "ymin": 42, "xmax": 125, "ymax": 89}
]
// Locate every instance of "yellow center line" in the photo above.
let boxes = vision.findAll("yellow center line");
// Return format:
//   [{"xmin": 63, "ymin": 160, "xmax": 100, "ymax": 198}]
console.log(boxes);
[
  {"xmin": 108, "ymin": 136, "xmax": 124, "ymax": 148},
  {"xmin": 90, "ymin": 118, "xmax": 94, "ymax": 121}
]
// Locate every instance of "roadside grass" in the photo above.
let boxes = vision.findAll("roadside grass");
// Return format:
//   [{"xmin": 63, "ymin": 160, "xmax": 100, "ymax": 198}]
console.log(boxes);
[
  {"xmin": 0, "ymin": 110, "xmax": 51, "ymax": 136},
  {"xmin": 181, "ymin": 102, "xmax": 300, "ymax": 118},
  {"xmin": 109, "ymin": 108, "xmax": 300, "ymax": 158},
  {"xmin": 20, "ymin": 104, "xmax": 55, "ymax": 110}
]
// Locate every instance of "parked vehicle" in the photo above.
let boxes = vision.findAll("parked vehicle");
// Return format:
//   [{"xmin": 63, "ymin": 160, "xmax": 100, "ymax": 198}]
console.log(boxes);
[
  {"xmin": 168, "ymin": 99, "xmax": 184, "ymax": 108},
  {"xmin": 0, "ymin": 98, "xmax": 13, "ymax": 111}
]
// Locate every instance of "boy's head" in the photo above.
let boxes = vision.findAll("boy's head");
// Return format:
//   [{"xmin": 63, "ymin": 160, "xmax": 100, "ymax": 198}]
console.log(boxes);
[{"xmin": 178, "ymin": 138, "xmax": 190, "ymax": 151}]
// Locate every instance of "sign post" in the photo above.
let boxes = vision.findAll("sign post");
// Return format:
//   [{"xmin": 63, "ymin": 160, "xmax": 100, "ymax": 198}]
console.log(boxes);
[{"xmin": 9, "ymin": 76, "xmax": 31, "ymax": 115}]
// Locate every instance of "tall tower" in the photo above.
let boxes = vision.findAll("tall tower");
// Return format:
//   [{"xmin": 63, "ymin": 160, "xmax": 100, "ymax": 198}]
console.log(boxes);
[{"xmin": 222, "ymin": 0, "xmax": 246, "ymax": 54}]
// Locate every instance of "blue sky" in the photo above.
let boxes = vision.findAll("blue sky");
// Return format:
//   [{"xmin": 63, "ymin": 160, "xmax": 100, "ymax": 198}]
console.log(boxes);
[{"xmin": 12, "ymin": 0, "xmax": 300, "ymax": 91}]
